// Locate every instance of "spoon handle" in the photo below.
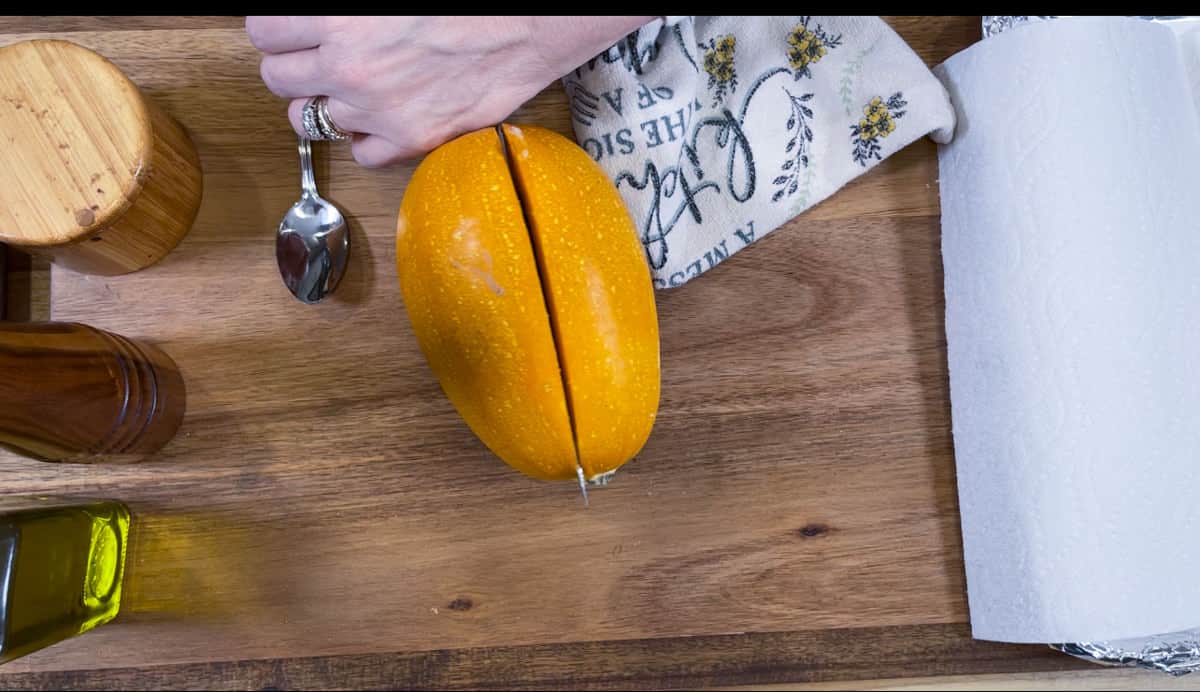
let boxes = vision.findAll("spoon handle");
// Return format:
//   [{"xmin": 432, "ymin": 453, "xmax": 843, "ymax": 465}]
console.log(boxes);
[{"xmin": 298, "ymin": 136, "xmax": 317, "ymax": 196}]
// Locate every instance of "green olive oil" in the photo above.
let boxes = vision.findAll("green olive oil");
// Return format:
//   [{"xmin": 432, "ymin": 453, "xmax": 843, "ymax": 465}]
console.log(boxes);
[{"xmin": 0, "ymin": 497, "xmax": 130, "ymax": 664}]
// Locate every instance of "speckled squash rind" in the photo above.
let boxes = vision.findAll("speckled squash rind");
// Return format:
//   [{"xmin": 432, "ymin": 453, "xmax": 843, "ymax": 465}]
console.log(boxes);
[
  {"xmin": 502, "ymin": 124, "xmax": 660, "ymax": 480},
  {"xmin": 396, "ymin": 125, "xmax": 660, "ymax": 483},
  {"xmin": 396, "ymin": 128, "xmax": 577, "ymax": 481}
]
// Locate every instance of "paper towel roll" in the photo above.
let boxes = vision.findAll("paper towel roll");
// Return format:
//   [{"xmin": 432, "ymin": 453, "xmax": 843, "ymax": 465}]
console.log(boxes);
[{"xmin": 935, "ymin": 16, "xmax": 1200, "ymax": 643}]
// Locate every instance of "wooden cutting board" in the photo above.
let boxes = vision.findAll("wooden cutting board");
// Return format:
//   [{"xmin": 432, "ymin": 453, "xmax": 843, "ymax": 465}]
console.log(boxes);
[{"xmin": 0, "ymin": 16, "xmax": 1100, "ymax": 690}]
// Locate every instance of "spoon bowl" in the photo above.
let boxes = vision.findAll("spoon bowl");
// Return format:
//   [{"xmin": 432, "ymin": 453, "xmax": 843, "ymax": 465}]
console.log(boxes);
[{"xmin": 276, "ymin": 137, "xmax": 349, "ymax": 304}]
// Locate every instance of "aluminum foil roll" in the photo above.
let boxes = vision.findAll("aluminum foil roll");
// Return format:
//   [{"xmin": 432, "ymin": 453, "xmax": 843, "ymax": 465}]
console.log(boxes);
[
  {"xmin": 1052, "ymin": 633, "xmax": 1200, "ymax": 677},
  {"xmin": 976, "ymin": 14, "xmax": 1200, "ymax": 677},
  {"xmin": 980, "ymin": 15, "xmax": 1055, "ymax": 37}
]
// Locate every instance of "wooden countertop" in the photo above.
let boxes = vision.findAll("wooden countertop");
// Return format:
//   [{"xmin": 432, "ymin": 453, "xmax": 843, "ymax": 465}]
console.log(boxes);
[{"xmin": 0, "ymin": 15, "xmax": 1170, "ymax": 691}]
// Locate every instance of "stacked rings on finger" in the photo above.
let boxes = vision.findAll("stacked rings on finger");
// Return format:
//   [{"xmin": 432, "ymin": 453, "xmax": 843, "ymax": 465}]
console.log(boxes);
[{"xmin": 301, "ymin": 95, "xmax": 352, "ymax": 141}]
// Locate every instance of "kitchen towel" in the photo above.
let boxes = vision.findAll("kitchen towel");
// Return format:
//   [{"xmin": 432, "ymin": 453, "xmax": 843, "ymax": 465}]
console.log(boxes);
[
  {"xmin": 562, "ymin": 16, "xmax": 956, "ymax": 288},
  {"xmin": 935, "ymin": 16, "xmax": 1200, "ymax": 644}
]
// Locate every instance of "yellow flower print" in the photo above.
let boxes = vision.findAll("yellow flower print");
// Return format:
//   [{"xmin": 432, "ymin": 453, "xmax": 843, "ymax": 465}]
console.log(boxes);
[
  {"xmin": 864, "ymin": 96, "xmax": 888, "ymax": 122},
  {"xmin": 858, "ymin": 97, "xmax": 896, "ymax": 141},
  {"xmin": 858, "ymin": 118, "xmax": 877, "ymax": 141},
  {"xmin": 714, "ymin": 35, "xmax": 735, "ymax": 59},
  {"xmin": 786, "ymin": 17, "xmax": 842, "ymax": 79},
  {"xmin": 852, "ymin": 92, "xmax": 908, "ymax": 166},
  {"xmin": 787, "ymin": 26, "xmax": 827, "ymax": 72},
  {"xmin": 702, "ymin": 34, "xmax": 738, "ymax": 106}
]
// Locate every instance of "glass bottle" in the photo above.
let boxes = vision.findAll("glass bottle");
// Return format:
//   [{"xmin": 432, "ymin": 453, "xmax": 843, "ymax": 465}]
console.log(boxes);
[{"xmin": 0, "ymin": 497, "xmax": 131, "ymax": 664}]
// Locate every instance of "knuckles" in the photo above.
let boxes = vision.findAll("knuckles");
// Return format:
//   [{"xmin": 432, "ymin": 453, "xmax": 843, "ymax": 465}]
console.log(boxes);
[
  {"xmin": 323, "ymin": 54, "xmax": 373, "ymax": 92},
  {"xmin": 243, "ymin": 16, "xmax": 272, "ymax": 50},
  {"xmin": 258, "ymin": 56, "xmax": 294, "ymax": 96}
]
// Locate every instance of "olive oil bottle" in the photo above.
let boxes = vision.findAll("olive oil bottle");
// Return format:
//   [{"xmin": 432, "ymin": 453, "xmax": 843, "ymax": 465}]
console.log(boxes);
[{"xmin": 0, "ymin": 497, "xmax": 130, "ymax": 664}]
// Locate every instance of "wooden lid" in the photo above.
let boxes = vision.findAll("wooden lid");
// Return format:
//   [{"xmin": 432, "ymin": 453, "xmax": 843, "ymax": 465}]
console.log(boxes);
[{"xmin": 0, "ymin": 39, "xmax": 151, "ymax": 247}]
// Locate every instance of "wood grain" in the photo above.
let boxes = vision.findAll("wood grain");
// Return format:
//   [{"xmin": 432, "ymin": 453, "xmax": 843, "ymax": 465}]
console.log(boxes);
[
  {"xmin": 0, "ymin": 322, "xmax": 186, "ymax": 463},
  {"xmin": 0, "ymin": 17, "xmax": 243, "ymax": 33},
  {"xmin": 883, "ymin": 16, "xmax": 981, "ymax": 66},
  {"xmin": 0, "ymin": 15, "xmax": 1130, "ymax": 691},
  {"xmin": 2, "ymin": 250, "xmax": 49, "ymax": 322},
  {"xmin": 718, "ymin": 667, "xmax": 1188, "ymax": 691},
  {"xmin": 3, "ymin": 19, "xmax": 964, "ymax": 669},
  {"xmin": 0, "ymin": 625, "xmax": 1093, "ymax": 691},
  {"xmin": 0, "ymin": 38, "xmax": 202, "ymax": 274}
]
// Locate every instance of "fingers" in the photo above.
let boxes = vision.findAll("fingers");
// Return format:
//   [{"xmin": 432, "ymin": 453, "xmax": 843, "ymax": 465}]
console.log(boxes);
[
  {"xmin": 283, "ymin": 94, "xmax": 459, "ymax": 166},
  {"xmin": 249, "ymin": 15, "xmax": 415, "ymax": 168},
  {"xmin": 286, "ymin": 99, "xmax": 307, "ymax": 137},
  {"xmin": 286, "ymin": 97, "xmax": 373, "ymax": 139},
  {"xmin": 261, "ymin": 50, "xmax": 325, "ymax": 99},
  {"xmin": 245, "ymin": 16, "xmax": 326, "ymax": 54},
  {"xmin": 285, "ymin": 100, "xmax": 404, "ymax": 167},
  {"xmin": 353, "ymin": 128, "xmax": 450, "ymax": 167},
  {"xmin": 284, "ymin": 101, "xmax": 399, "ymax": 167},
  {"xmin": 325, "ymin": 99, "xmax": 373, "ymax": 135},
  {"xmin": 350, "ymin": 134, "xmax": 406, "ymax": 169}
]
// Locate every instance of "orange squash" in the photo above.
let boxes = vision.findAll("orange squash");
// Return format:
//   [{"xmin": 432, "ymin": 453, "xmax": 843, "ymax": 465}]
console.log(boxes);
[{"xmin": 396, "ymin": 124, "xmax": 660, "ymax": 483}]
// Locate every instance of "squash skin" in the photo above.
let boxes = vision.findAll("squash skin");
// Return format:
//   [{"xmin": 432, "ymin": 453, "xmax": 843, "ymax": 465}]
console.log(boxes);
[
  {"xmin": 396, "ymin": 124, "xmax": 659, "ymax": 482},
  {"xmin": 501, "ymin": 124, "xmax": 660, "ymax": 480}
]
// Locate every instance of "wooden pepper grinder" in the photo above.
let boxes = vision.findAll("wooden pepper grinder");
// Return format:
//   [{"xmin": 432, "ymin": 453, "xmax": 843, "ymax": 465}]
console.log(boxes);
[
  {"xmin": 0, "ymin": 322, "xmax": 186, "ymax": 462},
  {"xmin": 0, "ymin": 39, "xmax": 203, "ymax": 275}
]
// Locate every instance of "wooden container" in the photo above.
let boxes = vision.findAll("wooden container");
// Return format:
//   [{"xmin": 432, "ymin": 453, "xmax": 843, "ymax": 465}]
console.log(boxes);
[
  {"xmin": 0, "ymin": 39, "xmax": 202, "ymax": 275},
  {"xmin": 0, "ymin": 321, "xmax": 186, "ymax": 463}
]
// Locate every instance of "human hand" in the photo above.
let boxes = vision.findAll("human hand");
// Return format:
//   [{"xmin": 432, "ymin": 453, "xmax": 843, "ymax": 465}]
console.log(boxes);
[{"xmin": 245, "ymin": 16, "xmax": 654, "ymax": 167}]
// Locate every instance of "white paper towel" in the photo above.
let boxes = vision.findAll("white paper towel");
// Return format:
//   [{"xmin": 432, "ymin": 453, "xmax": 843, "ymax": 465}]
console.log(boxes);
[{"xmin": 935, "ymin": 16, "xmax": 1200, "ymax": 643}]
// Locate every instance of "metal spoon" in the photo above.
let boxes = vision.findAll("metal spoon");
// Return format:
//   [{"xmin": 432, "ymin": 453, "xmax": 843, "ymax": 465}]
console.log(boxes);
[{"xmin": 276, "ymin": 136, "xmax": 349, "ymax": 304}]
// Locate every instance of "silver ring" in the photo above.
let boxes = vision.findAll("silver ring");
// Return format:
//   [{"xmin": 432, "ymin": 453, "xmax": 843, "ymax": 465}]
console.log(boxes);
[
  {"xmin": 316, "ymin": 97, "xmax": 353, "ymax": 141},
  {"xmin": 301, "ymin": 96, "xmax": 327, "ymax": 140},
  {"xmin": 301, "ymin": 96, "xmax": 353, "ymax": 141}
]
